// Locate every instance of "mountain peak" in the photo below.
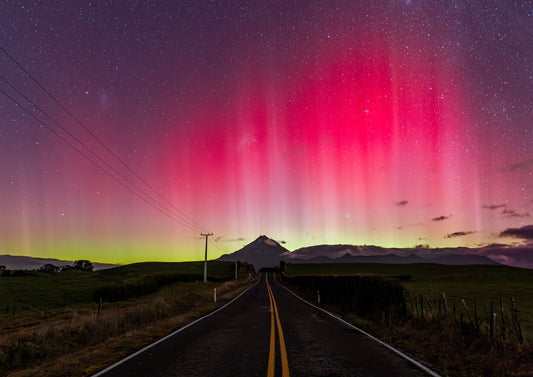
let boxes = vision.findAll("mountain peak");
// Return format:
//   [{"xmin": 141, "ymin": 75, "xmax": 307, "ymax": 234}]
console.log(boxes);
[
  {"xmin": 255, "ymin": 235, "xmax": 280, "ymax": 247},
  {"xmin": 216, "ymin": 235, "xmax": 288, "ymax": 271}
]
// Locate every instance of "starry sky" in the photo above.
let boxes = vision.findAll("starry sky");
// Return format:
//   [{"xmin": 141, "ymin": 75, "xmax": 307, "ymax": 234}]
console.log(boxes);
[{"xmin": 0, "ymin": 1, "xmax": 531, "ymax": 264}]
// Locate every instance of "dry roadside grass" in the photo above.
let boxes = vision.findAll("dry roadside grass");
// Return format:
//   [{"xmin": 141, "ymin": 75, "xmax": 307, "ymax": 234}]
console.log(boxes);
[
  {"xmin": 0, "ymin": 277, "xmax": 255, "ymax": 377},
  {"xmin": 283, "ymin": 280, "xmax": 533, "ymax": 377},
  {"xmin": 346, "ymin": 314, "xmax": 533, "ymax": 377}
]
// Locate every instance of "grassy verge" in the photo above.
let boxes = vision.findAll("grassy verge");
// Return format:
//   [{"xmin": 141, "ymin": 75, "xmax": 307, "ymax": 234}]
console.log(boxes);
[
  {"xmin": 282, "ymin": 263, "xmax": 533, "ymax": 377},
  {"xmin": 0, "ymin": 262, "xmax": 256, "ymax": 377},
  {"xmin": 0, "ymin": 261, "xmax": 237, "ymax": 310},
  {"xmin": 284, "ymin": 263, "xmax": 533, "ymax": 337}
]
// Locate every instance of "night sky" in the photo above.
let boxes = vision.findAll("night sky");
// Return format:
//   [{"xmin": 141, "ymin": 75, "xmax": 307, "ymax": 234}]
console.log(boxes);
[{"xmin": 0, "ymin": 1, "xmax": 531, "ymax": 264}]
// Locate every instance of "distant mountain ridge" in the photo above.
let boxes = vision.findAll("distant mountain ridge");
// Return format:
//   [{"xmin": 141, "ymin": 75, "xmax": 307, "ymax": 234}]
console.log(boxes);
[
  {"xmin": 215, "ymin": 237, "xmax": 506, "ymax": 270},
  {"xmin": 282, "ymin": 244, "xmax": 500, "ymax": 266},
  {"xmin": 0, "ymin": 254, "xmax": 119, "ymax": 271},
  {"xmin": 285, "ymin": 252, "xmax": 499, "ymax": 266}
]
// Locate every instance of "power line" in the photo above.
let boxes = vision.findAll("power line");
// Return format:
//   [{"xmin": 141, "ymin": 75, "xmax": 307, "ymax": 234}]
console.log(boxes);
[
  {"xmin": 0, "ymin": 44, "xmax": 240, "ymax": 255},
  {"xmin": 0, "ymin": 86, "xmax": 204, "ymax": 233},
  {"xmin": 0, "ymin": 74, "xmax": 203, "ymax": 232},
  {"xmin": 209, "ymin": 238, "xmax": 232, "ymax": 255},
  {"xmin": 0, "ymin": 44, "xmax": 211, "ymax": 235}
]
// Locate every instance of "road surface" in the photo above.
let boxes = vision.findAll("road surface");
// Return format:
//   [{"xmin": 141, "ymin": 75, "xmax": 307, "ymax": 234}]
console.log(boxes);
[{"xmin": 93, "ymin": 273, "xmax": 437, "ymax": 377}]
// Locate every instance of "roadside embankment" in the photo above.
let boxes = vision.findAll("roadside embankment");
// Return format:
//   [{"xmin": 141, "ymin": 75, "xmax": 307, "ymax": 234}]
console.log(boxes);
[
  {"xmin": 280, "ymin": 269, "xmax": 533, "ymax": 377},
  {"xmin": 0, "ymin": 264, "xmax": 256, "ymax": 377}
]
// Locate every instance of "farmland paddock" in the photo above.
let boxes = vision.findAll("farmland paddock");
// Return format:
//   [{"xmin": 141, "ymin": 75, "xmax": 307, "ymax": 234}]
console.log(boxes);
[{"xmin": 282, "ymin": 262, "xmax": 533, "ymax": 376}]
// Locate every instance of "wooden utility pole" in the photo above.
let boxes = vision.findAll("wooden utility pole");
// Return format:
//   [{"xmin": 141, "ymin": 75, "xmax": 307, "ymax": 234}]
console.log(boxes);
[{"xmin": 201, "ymin": 233, "xmax": 213, "ymax": 282}]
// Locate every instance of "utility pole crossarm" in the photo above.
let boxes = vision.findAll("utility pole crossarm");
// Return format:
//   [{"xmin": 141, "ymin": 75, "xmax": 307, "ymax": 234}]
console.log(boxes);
[{"xmin": 201, "ymin": 232, "xmax": 213, "ymax": 283}]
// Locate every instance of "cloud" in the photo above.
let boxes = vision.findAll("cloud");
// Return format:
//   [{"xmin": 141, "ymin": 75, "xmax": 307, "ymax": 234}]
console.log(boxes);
[
  {"xmin": 482, "ymin": 243, "xmax": 510, "ymax": 249},
  {"xmin": 499, "ymin": 225, "xmax": 533, "ymax": 240},
  {"xmin": 432, "ymin": 215, "xmax": 450, "ymax": 222},
  {"xmin": 502, "ymin": 157, "xmax": 533, "ymax": 172},
  {"xmin": 482, "ymin": 204, "xmax": 507, "ymax": 211},
  {"xmin": 225, "ymin": 237, "xmax": 246, "ymax": 242},
  {"xmin": 396, "ymin": 200, "xmax": 408, "ymax": 207},
  {"xmin": 397, "ymin": 223, "xmax": 426, "ymax": 230},
  {"xmin": 482, "ymin": 205, "xmax": 530, "ymax": 218},
  {"xmin": 502, "ymin": 208, "xmax": 530, "ymax": 218},
  {"xmin": 446, "ymin": 231, "xmax": 475, "ymax": 238}
]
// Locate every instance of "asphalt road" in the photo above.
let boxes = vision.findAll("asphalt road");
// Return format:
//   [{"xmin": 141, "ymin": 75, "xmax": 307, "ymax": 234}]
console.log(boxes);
[{"xmin": 93, "ymin": 273, "xmax": 437, "ymax": 377}]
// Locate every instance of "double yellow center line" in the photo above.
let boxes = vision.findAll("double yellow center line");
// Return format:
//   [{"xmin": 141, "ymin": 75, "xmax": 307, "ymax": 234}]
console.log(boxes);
[{"xmin": 266, "ymin": 274, "xmax": 290, "ymax": 377}]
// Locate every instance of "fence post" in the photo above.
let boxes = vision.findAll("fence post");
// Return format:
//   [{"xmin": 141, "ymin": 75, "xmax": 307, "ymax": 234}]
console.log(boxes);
[
  {"xmin": 491, "ymin": 313, "xmax": 497, "ymax": 339},
  {"xmin": 97, "ymin": 297, "xmax": 102, "ymax": 319},
  {"xmin": 500, "ymin": 298, "xmax": 506, "ymax": 337},
  {"xmin": 490, "ymin": 301, "xmax": 494, "ymax": 338},
  {"xmin": 453, "ymin": 301, "xmax": 456, "ymax": 321},
  {"xmin": 441, "ymin": 293, "xmax": 448, "ymax": 317},
  {"xmin": 474, "ymin": 300, "xmax": 479, "ymax": 331},
  {"xmin": 408, "ymin": 292, "xmax": 415, "ymax": 317},
  {"xmin": 425, "ymin": 295, "xmax": 435, "ymax": 318},
  {"xmin": 461, "ymin": 299, "xmax": 473, "ymax": 324},
  {"xmin": 510, "ymin": 297, "xmax": 523, "ymax": 343}
]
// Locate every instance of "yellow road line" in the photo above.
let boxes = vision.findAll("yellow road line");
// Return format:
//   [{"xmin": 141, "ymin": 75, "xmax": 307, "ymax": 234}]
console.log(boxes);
[
  {"xmin": 272, "ymin": 290, "xmax": 290, "ymax": 377},
  {"xmin": 266, "ymin": 274, "xmax": 290, "ymax": 377},
  {"xmin": 267, "ymin": 282, "xmax": 276, "ymax": 377}
]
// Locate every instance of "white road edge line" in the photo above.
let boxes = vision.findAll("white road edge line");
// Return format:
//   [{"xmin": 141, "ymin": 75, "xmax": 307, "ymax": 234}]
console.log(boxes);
[
  {"xmin": 91, "ymin": 275, "xmax": 261, "ymax": 377},
  {"xmin": 275, "ymin": 279, "xmax": 442, "ymax": 377}
]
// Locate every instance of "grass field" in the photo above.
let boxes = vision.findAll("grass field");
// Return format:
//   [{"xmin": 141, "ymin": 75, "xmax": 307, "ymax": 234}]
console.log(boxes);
[
  {"xmin": 0, "ymin": 261, "xmax": 236, "ymax": 310},
  {"xmin": 283, "ymin": 263, "xmax": 533, "ymax": 376},
  {"xmin": 0, "ymin": 261, "xmax": 253, "ymax": 377},
  {"xmin": 284, "ymin": 263, "xmax": 533, "ymax": 338}
]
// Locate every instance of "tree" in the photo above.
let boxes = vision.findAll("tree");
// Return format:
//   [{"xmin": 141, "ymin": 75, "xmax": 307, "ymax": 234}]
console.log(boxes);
[
  {"xmin": 1, "ymin": 266, "xmax": 9, "ymax": 277},
  {"xmin": 61, "ymin": 265, "xmax": 74, "ymax": 272},
  {"xmin": 39, "ymin": 263, "xmax": 60, "ymax": 274},
  {"xmin": 74, "ymin": 260, "xmax": 93, "ymax": 272}
]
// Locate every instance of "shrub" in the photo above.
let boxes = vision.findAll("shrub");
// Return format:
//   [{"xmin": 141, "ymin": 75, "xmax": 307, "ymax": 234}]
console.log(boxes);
[
  {"xmin": 93, "ymin": 272, "xmax": 205, "ymax": 302},
  {"xmin": 282, "ymin": 274, "xmax": 406, "ymax": 320},
  {"xmin": 39, "ymin": 264, "xmax": 60, "ymax": 274}
]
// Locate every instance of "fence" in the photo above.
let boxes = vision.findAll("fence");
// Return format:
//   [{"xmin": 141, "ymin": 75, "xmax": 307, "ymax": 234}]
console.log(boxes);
[{"xmin": 404, "ymin": 291, "xmax": 524, "ymax": 343}]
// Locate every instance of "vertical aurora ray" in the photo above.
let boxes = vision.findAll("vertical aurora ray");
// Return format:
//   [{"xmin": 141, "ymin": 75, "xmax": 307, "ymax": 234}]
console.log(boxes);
[
  {"xmin": 156, "ymin": 32, "xmax": 475, "ymax": 249},
  {"xmin": 0, "ymin": 2, "xmax": 530, "ymax": 263}
]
